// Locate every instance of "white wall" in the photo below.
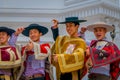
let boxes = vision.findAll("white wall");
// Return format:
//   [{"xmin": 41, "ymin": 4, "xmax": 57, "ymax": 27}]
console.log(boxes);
[{"xmin": 0, "ymin": 0, "xmax": 64, "ymax": 9}]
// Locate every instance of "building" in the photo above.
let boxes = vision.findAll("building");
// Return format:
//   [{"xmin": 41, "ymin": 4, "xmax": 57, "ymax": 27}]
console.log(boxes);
[{"xmin": 0, "ymin": 0, "xmax": 120, "ymax": 48}]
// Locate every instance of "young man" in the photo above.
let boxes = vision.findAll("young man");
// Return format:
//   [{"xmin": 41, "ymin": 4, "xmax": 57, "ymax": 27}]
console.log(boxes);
[
  {"xmin": 51, "ymin": 17, "xmax": 87, "ymax": 80},
  {"xmin": 51, "ymin": 18, "xmax": 87, "ymax": 41},
  {"xmin": 51, "ymin": 17, "xmax": 90, "ymax": 46},
  {"xmin": 86, "ymin": 22, "xmax": 120, "ymax": 80},
  {"xmin": 21, "ymin": 24, "xmax": 51, "ymax": 80},
  {"xmin": 0, "ymin": 27, "xmax": 21, "ymax": 80}
]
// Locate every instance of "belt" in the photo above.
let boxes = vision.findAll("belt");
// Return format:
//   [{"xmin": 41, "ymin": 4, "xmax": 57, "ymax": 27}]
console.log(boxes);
[
  {"xmin": 26, "ymin": 73, "xmax": 44, "ymax": 79},
  {"xmin": 88, "ymin": 73, "xmax": 111, "ymax": 79}
]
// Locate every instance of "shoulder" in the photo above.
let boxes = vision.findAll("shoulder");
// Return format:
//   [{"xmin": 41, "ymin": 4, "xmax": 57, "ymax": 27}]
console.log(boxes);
[
  {"xmin": 40, "ymin": 43, "xmax": 50, "ymax": 53},
  {"xmin": 90, "ymin": 40, "xmax": 96, "ymax": 44},
  {"xmin": 8, "ymin": 46, "xmax": 16, "ymax": 51},
  {"xmin": 40, "ymin": 43, "xmax": 50, "ymax": 48}
]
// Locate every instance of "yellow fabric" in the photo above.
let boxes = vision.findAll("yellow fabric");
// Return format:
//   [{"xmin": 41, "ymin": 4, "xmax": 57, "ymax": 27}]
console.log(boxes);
[
  {"xmin": 72, "ymin": 71, "xmax": 78, "ymax": 80},
  {"xmin": 0, "ymin": 75, "xmax": 10, "ymax": 80},
  {"xmin": 0, "ymin": 75, "xmax": 4, "ymax": 79},
  {"xmin": 51, "ymin": 36, "xmax": 86, "ymax": 80},
  {"xmin": 4, "ymin": 75, "xmax": 10, "ymax": 80}
]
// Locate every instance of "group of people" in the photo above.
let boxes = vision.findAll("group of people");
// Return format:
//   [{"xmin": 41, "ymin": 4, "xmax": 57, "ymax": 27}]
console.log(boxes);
[{"xmin": 0, "ymin": 16, "xmax": 120, "ymax": 80}]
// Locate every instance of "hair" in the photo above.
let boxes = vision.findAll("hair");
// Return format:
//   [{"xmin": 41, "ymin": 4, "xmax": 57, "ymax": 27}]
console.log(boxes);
[
  {"xmin": 72, "ymin": 22, "xmax": 80, "ymax": 26},
  {"xmin": 0, "ymin": 31, "xmax": 9, "ymax": 36}
]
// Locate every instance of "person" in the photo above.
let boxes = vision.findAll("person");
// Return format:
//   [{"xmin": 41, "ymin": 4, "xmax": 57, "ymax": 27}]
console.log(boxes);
[
  {"xmin": 51, "ymin": 18, "xmax": 90, "ymax": 47},
  {"xmin": 51, "ymin": 17, "xmax": 87, "ymax": 80},
  {"xmin": 0, "ymin": 26, "xmax": 22, "ymax": 80},
  {"xmin": 21, "ymin": 24, "xmax": 51, "ymax": 80},
  {"xmin": 86, "ymin": 22, "xmax": 120, "ymax": 80},
  {"xmin": 51, "ymin": 19, "xmax": 87, "ymax": 41}
]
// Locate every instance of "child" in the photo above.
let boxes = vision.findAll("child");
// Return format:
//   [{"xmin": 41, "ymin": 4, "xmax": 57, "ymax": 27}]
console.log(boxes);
[
  {"xmin": 51, "ymin": 18, "xmax": 90, "ymax": 46},
  {"xmin": 86, "ymin": 22, "xmax": 120, "ymax": 80},
  {"xmin": 0, "ymin": 26, "xmax": 21, "ymax": 80},
  {"xmin": 51, "ymin": 19, "xmax": 87, "ymax": 40},
  {"xmin": 51, "ymin": 17, "xmax": 87, "ymax": 80},
  {"xmin": 21, "ymin": 24, "xmax": 51, "ymax": 80}
]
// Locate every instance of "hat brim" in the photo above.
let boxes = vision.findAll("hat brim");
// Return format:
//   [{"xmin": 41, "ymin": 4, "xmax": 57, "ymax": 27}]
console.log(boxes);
[
  {"xmin": 0, "ymin": 27, "xmax": 15, "ymax": 36},
  {"xmin": 87, "ymin": 24, "xmax": 114, "ymax": 32},
  {"xmin": 22, "ymin": 25, "xmax": 48, "ymax": 37},
  {"xmin": 58, "ymin": 20, "xmax": 87, "ymax": 24}
]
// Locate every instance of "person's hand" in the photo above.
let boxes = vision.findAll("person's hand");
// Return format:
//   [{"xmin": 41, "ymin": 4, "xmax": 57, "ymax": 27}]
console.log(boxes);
[
  {"xmin": 52, "ymin": 54, "xmax": 58, "ymax": 63},
  {"xmin": 85, "ymin": 46, "xmax": 90, "ymax": 56},
  {"xmin": 14, "ymin": 27, "xmax": 24, "ymax": 36},
  {"xmin": 25, "ymin": 41, "xmax": 34, "ymax": 51},
  {"xmin": 80, "ymin": 27, "xmax": 87, "ymax": 34},
  {"xmin": 52, "ymin": 19, "xmax": 58, "ymax": 29}
]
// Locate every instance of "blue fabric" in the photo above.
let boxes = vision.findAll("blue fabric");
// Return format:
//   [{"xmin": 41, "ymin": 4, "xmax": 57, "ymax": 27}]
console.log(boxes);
[{"xmin": 90, "ymin": 62, "xmax": 110, "ymax": 76}]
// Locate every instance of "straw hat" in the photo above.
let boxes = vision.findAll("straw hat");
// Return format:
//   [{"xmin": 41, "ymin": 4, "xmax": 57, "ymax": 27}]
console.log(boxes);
[{"xmin": 87, "ymin": 22, "xmax": 114, "ymax": 32}]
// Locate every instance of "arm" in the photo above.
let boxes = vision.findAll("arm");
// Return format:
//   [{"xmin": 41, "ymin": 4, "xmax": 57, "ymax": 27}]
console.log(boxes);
[
  {"xmin": 25, "ymin": 41, "xmax": 50, "ymax": 60},
  {"xmin": 51, "ymin": 27, "xmax": 59, "ymax": 41},
  {"xmin": 110, "ymin": 43, "xmax": 120, "ymax": 80},
  {"xmin": 78, "ymin": 27, "xmax": 87, "ymax": 39},
  {"xmin": 8, "ymin": 33, "xmax": 18, "ymax": 46},
  {"xmin": 51, "ymin": 19, "xmax": 59, "ymax": 41},
  {"xmin": 8, "ymin": 27, "xmax": 24, "ymax": 46}
]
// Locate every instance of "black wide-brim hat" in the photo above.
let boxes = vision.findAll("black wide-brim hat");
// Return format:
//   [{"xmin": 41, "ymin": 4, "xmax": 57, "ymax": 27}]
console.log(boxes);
[
  {"xmin": 22, "ymin": 24, "xmax": 48, "ymax": 37},
  {"xmin": 58, "ymin": 17, "xmax": 87, "ymax": 24},
  {"xmin": 0, "ymin": 27, "xmax": 15, "ymax": 36}
]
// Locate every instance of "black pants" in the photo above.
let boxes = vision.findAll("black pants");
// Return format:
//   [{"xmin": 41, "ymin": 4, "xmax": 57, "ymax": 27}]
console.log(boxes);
[
  {"xmin": 60, "ymin": 73, "xmax": 72, "ymax": 80},
  {"xmin": 60, "ymin": 70, "xmax": 80, "ymax": 80}
]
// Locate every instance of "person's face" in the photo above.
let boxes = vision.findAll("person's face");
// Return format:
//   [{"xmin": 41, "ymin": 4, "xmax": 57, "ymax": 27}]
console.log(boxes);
[
  {"xmin": 65, "ymin": 22, "xmax": 79, "ymax": 37},
  {"xmin": 94, "ymin": 27, "xmax": 107, "ymax": 40},
  {"xmin": 29, "ymin": 29, "xmax": 42, "ymax": 42},
  {"xmin": 0, "ymin": 32, "xmax": 9, "ymax": 45}
]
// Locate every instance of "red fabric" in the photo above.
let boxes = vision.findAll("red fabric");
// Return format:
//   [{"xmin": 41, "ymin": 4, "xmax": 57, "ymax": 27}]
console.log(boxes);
[
  {"xmin": 0, "ymin": 46, "xmax": 19, "ymax": 61},
  {"xmin": 90, "ymin": 40, "xmax": 120, "ymax": 80},
  {"xmin": 21, "ymin": 43, "xmax": 51, "ymax": 80},
  {"xmin": 45, "ymin": 72, "xmax": 51, "ymax": 80},
  {"xmin": 40, "ymin": 43, "xmax": 50, "ymax": 53},
  {"xmin": 110, "ymin": 59, "xmax": 120, "ymax": 80},
  {"xmin": 90, "ymin": 40, "xmax": 120, "ymax": 67},
  {"xmin": 21, "ymin": 43, "xmax": 50, "ymax": 56},
  {"xmin": 80, "ymin": 49, "xmax": 90, "ymax": 79}
]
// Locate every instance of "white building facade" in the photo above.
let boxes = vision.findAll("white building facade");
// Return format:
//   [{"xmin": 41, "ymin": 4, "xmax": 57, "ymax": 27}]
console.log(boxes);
[{"xmin": 0, "ymin": 0, "xmax": 120, "ymax": 48}]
